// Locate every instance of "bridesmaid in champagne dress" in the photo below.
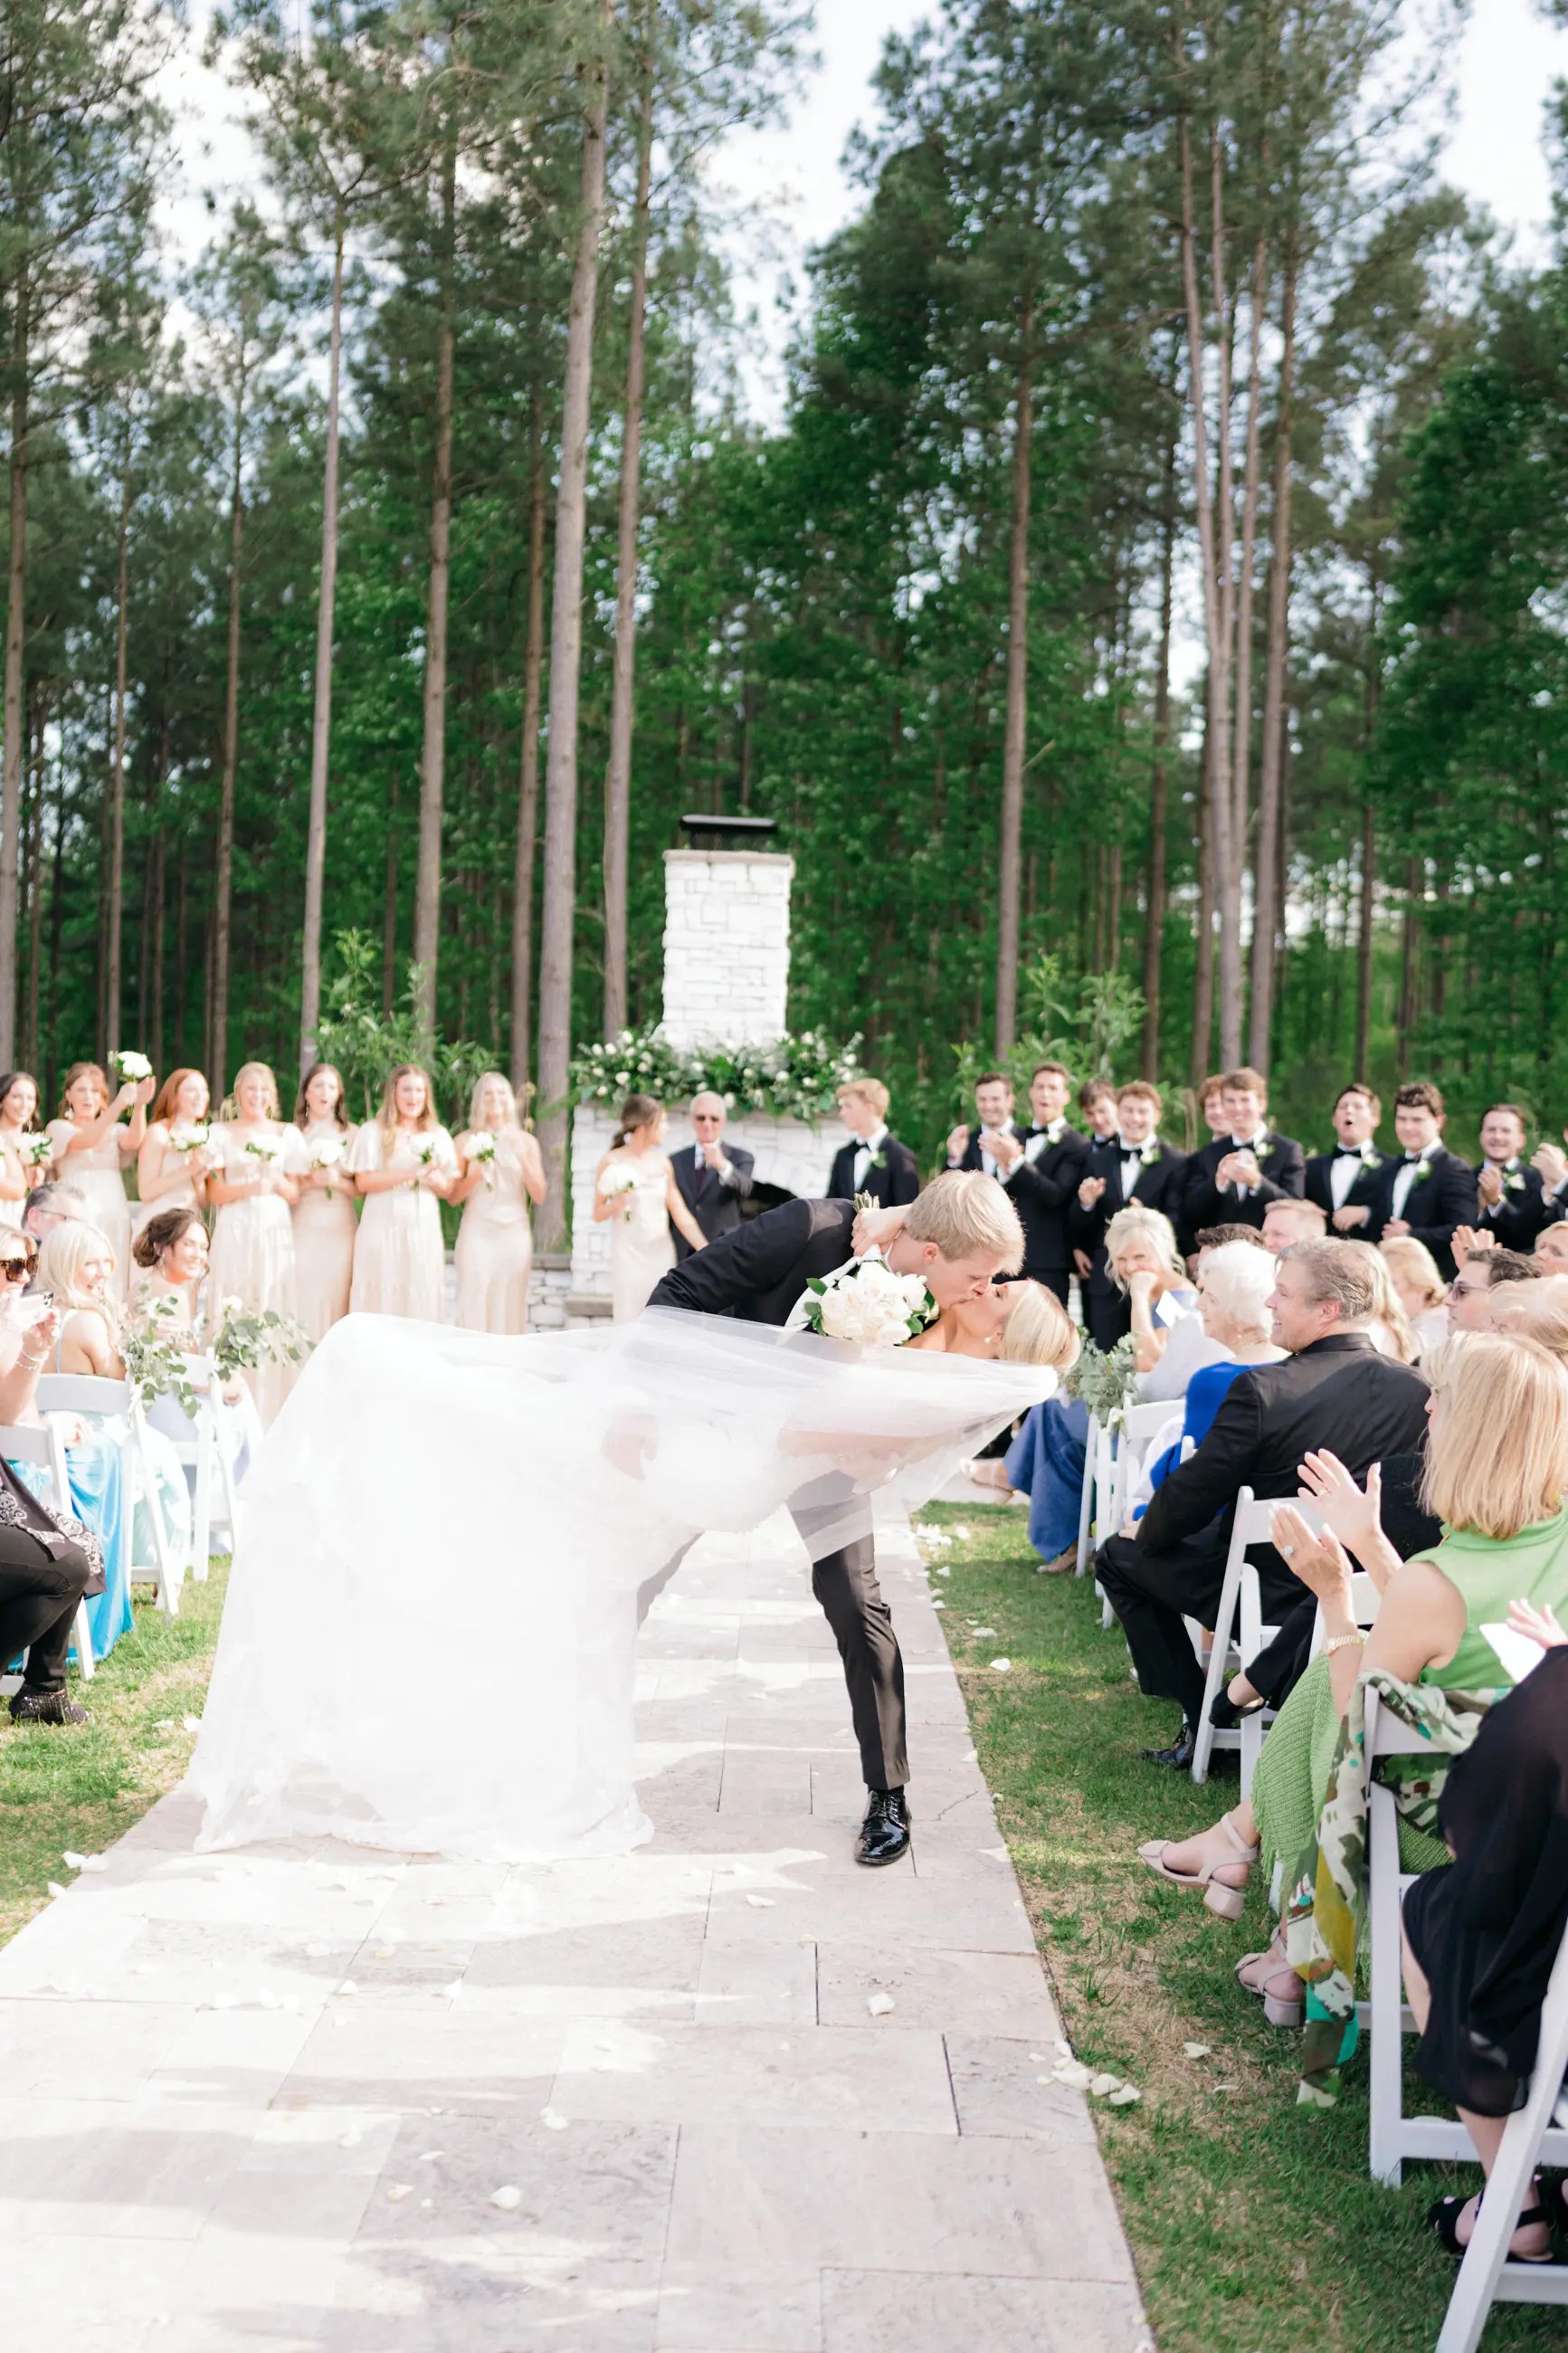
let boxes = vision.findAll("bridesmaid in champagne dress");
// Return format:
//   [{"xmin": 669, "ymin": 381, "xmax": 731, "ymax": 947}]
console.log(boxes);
[
  {"xmin": 0, "ymin": 1070, "xmax": 43, "ymax": 1231},
  {"xmin": 593, "ymin": 1092, "xmax": 708, "ymax": 1323},
  {"xmin": 134, "ymin": 1068, "xmax": 216, "ymax": 1243},
  {"xmin": 291, "ymin": 1062, "xmax": 359, "ymax": 1341},
  {"xmin": 347, "ymin": 1063, "xmax": 456, "ymax": 1321},
  {"xmin": 46, "ymin": 1060, "xmax": 154, "ymax": 1298},
  {"xmin": 451, "ymin": 1071, "xmax": 546, "ymax": 1332},
  {"xmin": 206, "ymin": 1062, "xmax": 306, "ymax": 1424}
]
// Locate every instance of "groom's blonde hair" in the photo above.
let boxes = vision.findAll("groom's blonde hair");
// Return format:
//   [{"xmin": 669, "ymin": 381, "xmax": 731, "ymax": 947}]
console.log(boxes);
[{"xmin": 903, "ymin": 1171, "xmax": 1023, "ymax": 1272}]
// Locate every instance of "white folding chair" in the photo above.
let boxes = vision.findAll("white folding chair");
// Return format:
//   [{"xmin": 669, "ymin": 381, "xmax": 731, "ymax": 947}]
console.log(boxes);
[
  {"xmin": 1190, "ymin": 1491, "xmax": 1325, "ymax": 1787},
  {"xmin": 36, "ymin": 1372, "xmax": 181, "ymax": 1607},
  {"xmin": 164, "ymin": 1354, "xmax": 242, "ymax": 1580},
  {"xmin": 1108, "ymin": 1398, "xmax": 1183, "ymax": 1529},
  {"xmin": 1074, "ymin": 1410, "xmax": 1102, "ymax": 1574},
  {"xmin": 1365, "ymin": 1684, "xmax": 1568, "ymax": 2187},
  {"xmin": 1436, "ymin": 1914, "xmax": 1568, "ymax": 2348},
  {"xmin": 0, "ymin": 1417, "xmax": 94, "ymax": 1681}
]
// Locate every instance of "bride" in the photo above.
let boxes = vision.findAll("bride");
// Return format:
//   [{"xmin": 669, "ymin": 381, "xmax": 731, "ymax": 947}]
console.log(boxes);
[{"xmin": 191, "ymin": 1270, "xmax": 1069, "ymax": 1863}]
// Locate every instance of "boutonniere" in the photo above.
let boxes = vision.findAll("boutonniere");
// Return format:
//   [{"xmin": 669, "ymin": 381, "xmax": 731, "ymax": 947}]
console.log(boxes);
[
  {"xmin": 1505, "ymin": 1168, "xmax": 1527, "ymax": 1193},
  {"xmin": 1360, "ymin": 1147, "xmax": 1383, "ymax": 1171},
  {"xmin": 1045, "ymin": 1119, "xmax": 1064, "ymax": 1144},
  {"xmin": 1139, "ymin": 1141, "xmax": 1162, "ymax": 1167},
  {"xmin": 868, "ymin": 1149, "xmax": 887, "ymax": 1173},
  {"xmin": 1411, "ymin": 1158, "xmax": 1433, "ymax": 1186}
]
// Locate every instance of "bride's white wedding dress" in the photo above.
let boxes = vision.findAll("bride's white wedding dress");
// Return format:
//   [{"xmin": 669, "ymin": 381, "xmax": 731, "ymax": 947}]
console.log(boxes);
[{"xmin": 190, "ymin": 1309, "xmax": 1054, "ymax": 1862}]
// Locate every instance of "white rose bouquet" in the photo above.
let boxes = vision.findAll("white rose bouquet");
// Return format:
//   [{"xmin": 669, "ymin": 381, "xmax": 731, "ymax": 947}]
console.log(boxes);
[
  {"xmin": 798, "ymin": 1255, "xmax": 936, "ymax": 1348},
  {"xmin": 112, "ymin": 1049, "xmax": 153, "ymax": 1083},
  {"xmin": 171, "ymin": 1120, "xmax": 212, "ymax": 1159},
  {"xmin": 467, "ymin": 1129, "xmax": 498, "ymax": 1187},
  {"xmin": 309, "ymin": 1133, "xmax": 347, "ymax": 1194},
  {"xmin": 599, "ymin": 1164, "xmax": 638, "ymax": 1220},
  {"xmin": 18, "ymin": 1132, "xmax": 52, "ymax": 1170}
]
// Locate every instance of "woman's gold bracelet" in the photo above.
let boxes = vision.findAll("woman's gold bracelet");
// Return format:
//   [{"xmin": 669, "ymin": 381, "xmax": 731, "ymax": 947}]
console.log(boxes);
[{"xmin": 1324, "ymin": 1632, "xmax": 1366, "ymax": 1656}]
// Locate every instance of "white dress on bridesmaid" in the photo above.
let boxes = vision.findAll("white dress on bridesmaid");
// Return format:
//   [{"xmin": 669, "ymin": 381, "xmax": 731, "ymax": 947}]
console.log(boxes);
[
  {"xmin": 454, "ymin": 1130, "xmax": 535, "ymax": 1332},
  {"xmin": 46, "ymin": 1119, "xmax": 133, "ymax": 1294},
  {"xmin": 0, "ymin": 1134, "xmax": 31, "ymax": 1230},
  {"xmin": 132, "ymin": 1123, "xmax": 209, "ymax": 1242},
  {"xmin": 292, "ymin": 1122, "xmax": 359, "ymax": 1342},
  {"xmin": 206, "ymin": 1121, "xmax": 308, "ymax": 1425},
  {"xmin": 347, "ymin": 1122, "xmax": 455, "ymax": 1321},
  {"xmin": 606, "ymin": 1150, "xmax": 676, "ymax": 1323}
]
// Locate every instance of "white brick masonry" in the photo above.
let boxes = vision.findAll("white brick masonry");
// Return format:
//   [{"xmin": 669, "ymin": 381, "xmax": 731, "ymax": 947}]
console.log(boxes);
[{"xmin": 661, "ymin": 850, "xmax": 793, "ymax": 1050}]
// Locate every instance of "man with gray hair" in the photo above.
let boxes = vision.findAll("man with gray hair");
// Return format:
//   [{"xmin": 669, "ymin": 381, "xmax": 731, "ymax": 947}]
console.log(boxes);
[
  {"xmin": 668, "ymin": 1092, "xmax": 754, "ymax": 1261},
  {"xmin": 1096, "ymin": 1236, "xmax": 1432, "ymax": 1770},
  {"xmin": 23, "ymin": 1182, "xmax": 89, "ymax": 1245}
]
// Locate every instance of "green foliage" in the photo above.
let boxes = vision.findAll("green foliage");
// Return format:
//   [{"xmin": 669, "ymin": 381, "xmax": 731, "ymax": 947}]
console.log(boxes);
[
  {"xmin": 1060, "ymin": 1332, "xmax": 1140, "ymax": 1424},
  {"xmin": 314, "ymin": 930, "xmax": 496, "ymax": 1126},
  {"xmin": 209, "ymin": 1298, "xmax": 308, "ymax": 1382},
  {"xmin": 951, "ymin": 956, "xmax": 1146, "ymax": 1111},
  {"xmin": 570, "ymin": 1023, "xmax": 864, "ymax": 1125},
  {"xmin": 121, "ymin": 1294, "xmax": 198, "ymax": 1419}
]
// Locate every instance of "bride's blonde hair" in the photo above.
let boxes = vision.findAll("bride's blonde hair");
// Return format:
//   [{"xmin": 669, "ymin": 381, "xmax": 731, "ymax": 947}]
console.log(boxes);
[{"xmin": 1000, "ymin": 1281, "xmax": 1079, "ymax": 1371}]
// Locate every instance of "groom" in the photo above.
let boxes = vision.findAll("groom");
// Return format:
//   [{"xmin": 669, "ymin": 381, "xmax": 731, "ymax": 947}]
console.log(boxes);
[{"xmin": 648, "ymin": 1171, "xmax": 1024, "ymax": 1866}]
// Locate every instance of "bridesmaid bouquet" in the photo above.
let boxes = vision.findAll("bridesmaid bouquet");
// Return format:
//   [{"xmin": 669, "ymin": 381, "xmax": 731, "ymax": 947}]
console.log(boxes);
[
  {"xmin": 244, "ymin": 1135, "xmax": 283, "ymax": 1189},
  {"xmin": 171, "ymin": 1120, "xmax": 212, "ymax": 1159},
  {"xmin": 112, "ymin": 1049, "xmax": 153, "ymax": 1083},
  {"xmin": 310, "ymin": 1135, "xmax": 347, "ymax": 1196},
  {"xmin": 18, "ymin": 1133, "xmax": 52, "ymax": 1170},
  {"xmin": 599, "ymin": 1165, "xmax": 638, "ymax": 1221},
  {"xmin": 467, "ymin": 1129, "xmax": 498, "ymax": 1187}
]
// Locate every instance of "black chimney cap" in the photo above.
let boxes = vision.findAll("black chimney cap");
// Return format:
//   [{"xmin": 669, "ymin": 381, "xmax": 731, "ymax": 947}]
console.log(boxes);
[{"xmin": 679, "ymin": 812, "xmax": 778, "ymax": 848}]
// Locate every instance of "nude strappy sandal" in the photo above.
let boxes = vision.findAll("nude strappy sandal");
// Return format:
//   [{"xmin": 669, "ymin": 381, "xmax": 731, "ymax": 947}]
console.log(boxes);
[{"xmin": 1137, "ymin": 1813, "xmax": 1259, "ymax": 1921}]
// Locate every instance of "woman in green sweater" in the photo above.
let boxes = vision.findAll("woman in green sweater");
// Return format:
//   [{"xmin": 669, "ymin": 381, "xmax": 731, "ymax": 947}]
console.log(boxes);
[{"xmin": 1139, "ymin": 1331, "xmax": 1568, "ymax": 2024}]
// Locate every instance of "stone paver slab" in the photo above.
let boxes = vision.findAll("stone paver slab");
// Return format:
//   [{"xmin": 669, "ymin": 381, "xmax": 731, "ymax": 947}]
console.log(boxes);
[{"xmin": 822, "ymin": 2268, "xmax": 1149, "ymax": 2350}]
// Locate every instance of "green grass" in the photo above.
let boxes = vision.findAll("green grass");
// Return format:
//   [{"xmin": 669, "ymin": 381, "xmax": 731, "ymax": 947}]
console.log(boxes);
[
  {"xmin": 923, "ymin": 1502, "xmax": 1562, "ymax": 2353},
  {"xmin": 1, "ymin": 1566, "xmax": 228, "ymax": 1951}
]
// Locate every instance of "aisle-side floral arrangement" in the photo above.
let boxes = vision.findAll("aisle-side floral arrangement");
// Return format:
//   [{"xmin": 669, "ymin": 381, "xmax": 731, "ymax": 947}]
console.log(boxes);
[
  {"xmin": 571, "ymin": 1026, "xmax": 863, "ymax": 1124},
  {"xmin": 122, "ymin": 1295, "xmax": 199, "ymax": 1419},
  {"xmin": 1060, "ymin": 1334, "xmax": 1139, "ymax": 1424},
  {"xmin": 212, "ymin": 1297, "xmax": 309, "ymax": 1384}
]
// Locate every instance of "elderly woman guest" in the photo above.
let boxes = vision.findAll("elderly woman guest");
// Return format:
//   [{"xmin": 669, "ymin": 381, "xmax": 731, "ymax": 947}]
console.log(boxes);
[
  {"xmin": 1379, "ymin": 1234, "xmax": 1450, "ymax": 1354},
  {"xmin": 0, "ymin": 1070, "xmax": 43, "ymax": 1229},
  {"xmin": 348, "ymin": 1063, "xmax": 457, "ymax": 1322},
  {"xmin": 451, "ymin": 1071, "xmax": 546, "ymax": 1333},
  {"xmin": 1134, "ymin": 1243, "xmax": 1284, "ymax": 1504},
  {"xmin": 292, "ymin": 1062, "xmax": 359, "ymax": 1341},
  {"xmin": 45, "ymin": 1060, "xmax": 155, "ymax": 1297},
  {"xmin": 1139, "ymin": 1333, "xmax": 1568, "ymax": 2027},
  {"xmin": 136, "ymin": 1068, "xmax": 216, "ymax": 1238}
]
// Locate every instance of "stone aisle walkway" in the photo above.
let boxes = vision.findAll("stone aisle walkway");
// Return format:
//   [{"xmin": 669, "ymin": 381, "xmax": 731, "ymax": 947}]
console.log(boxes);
[{"xmin": 0, "ymin": 1511, "xmax": 1147, "ymax": 2353}]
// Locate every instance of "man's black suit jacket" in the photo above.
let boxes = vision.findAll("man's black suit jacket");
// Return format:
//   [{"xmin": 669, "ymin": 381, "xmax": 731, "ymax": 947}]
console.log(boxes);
[
  {"xmin": 1136, "ymin": 1331, "xmax": 1430, "ymax": 1603},
  {"xmin": 1069, "ymin": 1137, "xmax": 1190, "ymax": 1296},
  {"xmin": 954, "ymin": 1120, "xmax": 1090, "ymax": 1279},
  {"xmin": 1475, "ymin": 1161, "xmax": 1548, "ymax": 1253},
  {"xmin": 649, "ymin": 1196, "xmax": 855, "ymax": 1327},
  {"xmin": 1182, "ymin": 1129, "xmax": 1307, "ymax": 1235},
  {"xmin": 1304, "ymin": 1147, "xmax": 1386, "ymax": 1229},
  {"xmin": 1371, "ymin": 1146, "xmax": 1475, "ymax": 1277},
  {"xmin": 825, "ymin": 1135, "xmax": 921, "ymax": 1208},
  {"xmin": 669, "ymin": 1139, "xmax": 755, "ymax": 1262}
]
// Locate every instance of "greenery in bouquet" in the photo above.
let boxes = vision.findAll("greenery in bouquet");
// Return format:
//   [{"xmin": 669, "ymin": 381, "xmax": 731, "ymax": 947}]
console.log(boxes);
[
  {"xmin": 1060, "ymin": 1334, "xmax": 1140, "ymax": 1424},
  {"xmin": 211, "ymin": 1297, "xmax": 309, "ymax": 1382},
  {"xmin": 571, "ymin": 1025, "xmax": 863, "ymax": 1125},
  {"xmin": 122, "ymin": 1296, "xmax": 198, "ymax": 1420}
]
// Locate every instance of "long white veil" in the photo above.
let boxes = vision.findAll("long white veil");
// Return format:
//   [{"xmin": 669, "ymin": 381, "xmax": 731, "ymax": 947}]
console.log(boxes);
[{"xmin": 190, "ymin": 1310, "xmax": 1053, "ymax": 1862}]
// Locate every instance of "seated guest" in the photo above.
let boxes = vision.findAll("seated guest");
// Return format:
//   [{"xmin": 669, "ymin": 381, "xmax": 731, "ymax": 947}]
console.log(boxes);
[
  {"xmin": 1078, "ymin": 1077, "xmax": 1119, "ymax": 1141},
  {"xmin": 1535, "ymin": 1219, "xmax": 1568, "ymax": 1271},
  {"xmin": 0, "ymin": 1394, "xmax": 101, "ymax": 1728},
  {"xmin": 1106, "ymin": 1207, "xmax": 1197, "ymax": 1377},
  {"xmin": 670, "ymin": 1091, "xmax": 754, "ymax": 1260},
  {"xmin": 1380, "ymin": 1234, "xmax": 1451, "ymax": 1354},
  {"xmin": 1261, "ymin": 1196, "xmax": 1325, "ymax": 1254},
  {"xmin": 1347, "ymin": 1240, "xmax": 1421, "ymax": 1364},
  {"xmin": 1475, "ymin": 1100, "xmax": 1547, "ymax": 1253},
  {"xmin": 1304, "ymin": 1081, "xmax": 1387, "ymax": 1234},
  {"xmin": 828, "ymin": 1078, "xmax": 919, "ymax": 1207},
  {"xmin": 1097, "ymin": 1238, "xmax": 1430, "ymax": 1770},
  {"xmin": 1449, "ymin": 1245, "xmax": 1541, "ymax": 1332},
  {"xmin": 1140, "ymin": 1224, "xmax": 1268, "ymax": 1403},
  {"xmin": 949, "ymin": 1064, "xmax": 1088, "ymax": 1303},
  {"xmin": 1182, "ymin": 1065, "xmax": 1306, "ymax": 1236},
  {"xmin": 1069, "ymin": 1081, "xmax": 1188, "ymax": 1346},
  {"xmin": 1140, "ymin": 1336, "xmax": 1568, "ymax": 2033},
  {"xmin": 1138, "ymin": 1243, "xmax": 1285, "ymax": 1498},
  {"xmin": 1375, "ymin": 1080, "xmax": 1474, "ymax": 1277},
  {"xmin": 22, "ymin": 1181, "xmax": 88, "ymax": 1248},
  {"xmin": 1493, "ymin": 1274, "xmax": 1568, "ymax": 1358},
  {"xmin": 1406, "ymin": 1613, "xmax": 1568, "ymax": 2260},
  {"xmin": 1529, "ymin": 1120, "xmax": 1568, "ymax": 1230}
]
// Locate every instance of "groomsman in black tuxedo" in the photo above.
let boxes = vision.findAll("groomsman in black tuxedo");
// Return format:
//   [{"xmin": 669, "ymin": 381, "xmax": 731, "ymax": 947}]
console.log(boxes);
[
  {"xmin": 1374, "ymin": 1080, "xmax": 1476, "ymax": 1280},
  {"xmin": 1303, "ymin": 1081, "xmax": 1388, "ymax": 1236},
  {"xmin": 1181, "ymin": 1065, "xmax": 1306, "ymax": 1236},
  {"xmin": 825, "ymin": 1078, "xmax": 920, "ymax": 1206},
  {"xmin": 946, "ymin": 1064, "xmax": 1088, "ymax": 1303},
  {"xmin": 668, "ymin": 1091, "xmax": 755, "ymax": 1262},
  {"xmin": 1069, "ymin": 1080, "xmax": 1189, "ymax": 1349},
  {"xmin": 1475, "ymin": 1101, "xmax": 1549, "ymax": 1252}
]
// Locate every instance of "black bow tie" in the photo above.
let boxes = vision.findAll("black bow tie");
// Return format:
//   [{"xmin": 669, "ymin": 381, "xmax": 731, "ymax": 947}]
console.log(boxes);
[
  {"xmin": 1404, "ymin": 1152, "xmax": 1423, "ymax": 1164},
  {"xmin": 1335, "ymin": 1145, "xmax": 1365, "ymax": 1157}
]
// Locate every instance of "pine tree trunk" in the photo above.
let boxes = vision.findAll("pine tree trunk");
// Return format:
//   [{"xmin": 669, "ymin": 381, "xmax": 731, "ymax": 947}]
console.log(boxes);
[
  {"xmin": 1209, "ymin": 131, "xmax": 1241, "ymax": 1062},
  {"xmin": 995, "ymin": 293, "xmax": 1034, "ymax": 1053},
  {"xmin": 212, "ymin": 367, "xmax": 246, "ymax": 1094},
  {"xmin": 535, "ymin": 24, "xmax": 610, "ymax": 1251},
  {"xmin": 46, "ymin": 762, "xmax": 63, "ymax": 1104},
  {"xmin": 1231, "ymin": 227, "xmax": 1267, "ymax": 1050},
  {"xmin": 1354, "ymin": 582, "xmax": 1382, "ymax": 1074},
  {"xmin": 1178, "ymin": 107, "xmax": 1227, "ymax": 1084},
  {"xmin": 1142, "ymin": 409, "xmax": 1177, "ymax": 1078},
  {"xmin": 414, "ymin": 141, "xmax": 457, "ymax": 1025},
  {"xmin": 1397, "ymin": 853, "xmax": 1421, "ymax": 1073},
  {"xmin": 602, "ymin": 30, "xmax": 653, "ymax": 1038},
  {"xmin": 1247, "ymin": 236, "xmax": 1297, "ymax": 1068},
  {"xmin": 22, "ymin": 703, "xmax": 38, "ymax": 1072},
  {"xmin": 106, "ymin": 460, "xmax": 131, "ymax": 1056},
  {"xmin": 0, "ymin": 273, "xmax": 30, "ymax": 1068},
  {"xmin": 510, "ymin": 387, "xmax": 546, "ymax": 1099},
  {"xmin": 383, "ymin": 771, "xmax": 398, "ymax": 1015},
  {"xmin": 299, "ymin": 208, "xmax": 345, "ymax": 1072}
]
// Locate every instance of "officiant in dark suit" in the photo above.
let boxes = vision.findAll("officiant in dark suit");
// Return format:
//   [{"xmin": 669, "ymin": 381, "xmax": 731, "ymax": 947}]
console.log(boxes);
[
  {"xmin": 669, "ymin": 1091, "xmax": 755, "ymax": 1261},
  {"xmin": 650, "ymin": 1170, "xmax": 1024, "ymax": 1869},
  {"xmin": 1373, "ymin": 1080, "xmax": 1476, "ymax": 1279},
  {"xmin": 1303, "ymin": 1081, "xmax": 1388, "ymax": 1235},
  {"xmin": 825, "ymin": 1077, "xmax": 920, "ymax": 1205},
  {"xmin": 946, "ymin": 1063, "xmax": 1088, "ymax": 1304},
  {"xmin": 1069, "ymin": 1080, "xmax": 1189, "ymax": 1348},
  {"xmin": 1181, "ymin": 1065, "xmax": 1306, "ymax": 1236}
]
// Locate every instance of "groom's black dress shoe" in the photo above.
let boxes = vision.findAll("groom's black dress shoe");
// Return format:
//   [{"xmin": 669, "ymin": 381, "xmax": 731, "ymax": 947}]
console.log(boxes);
[
  {"xmin": 856, "ymin": 1787, "xmax": 911, "ymax": 1867},
  {"xmin": 1141, "ymin": 1720, "xmax": 1196, "ymax": 1770}
]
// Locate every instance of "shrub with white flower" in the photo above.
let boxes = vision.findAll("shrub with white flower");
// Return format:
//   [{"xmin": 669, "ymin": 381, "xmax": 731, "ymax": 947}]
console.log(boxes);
[
  {"xmin": 799, "ymin": 1256, "xmax": 936, "ymax": 1348},
  {"xmin": 570, "ymin": 1025, "xmax": 862, "ymax": 1125}
]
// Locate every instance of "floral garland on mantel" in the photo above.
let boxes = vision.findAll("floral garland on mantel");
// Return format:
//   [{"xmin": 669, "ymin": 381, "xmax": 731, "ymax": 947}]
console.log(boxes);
[{"xmin": 570, "ymin": 1026, "xmax": 864, "ymax": 1126}]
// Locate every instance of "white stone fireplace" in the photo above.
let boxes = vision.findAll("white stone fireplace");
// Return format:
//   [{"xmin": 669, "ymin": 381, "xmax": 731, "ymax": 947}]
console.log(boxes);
[{"xmin": 565, "ymin": 847, "xmax": 850, "ymax": 1309}]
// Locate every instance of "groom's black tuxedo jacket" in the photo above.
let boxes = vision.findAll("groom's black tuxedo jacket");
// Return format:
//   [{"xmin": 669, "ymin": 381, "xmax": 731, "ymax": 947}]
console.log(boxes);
[
  {"xmin": 669, "ymin": 1139, "xmax": 755, "ymax": 1261},
  {"xmin": 648, "ymin": 1196, "xmax": 856, "ymax": 1329}
]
